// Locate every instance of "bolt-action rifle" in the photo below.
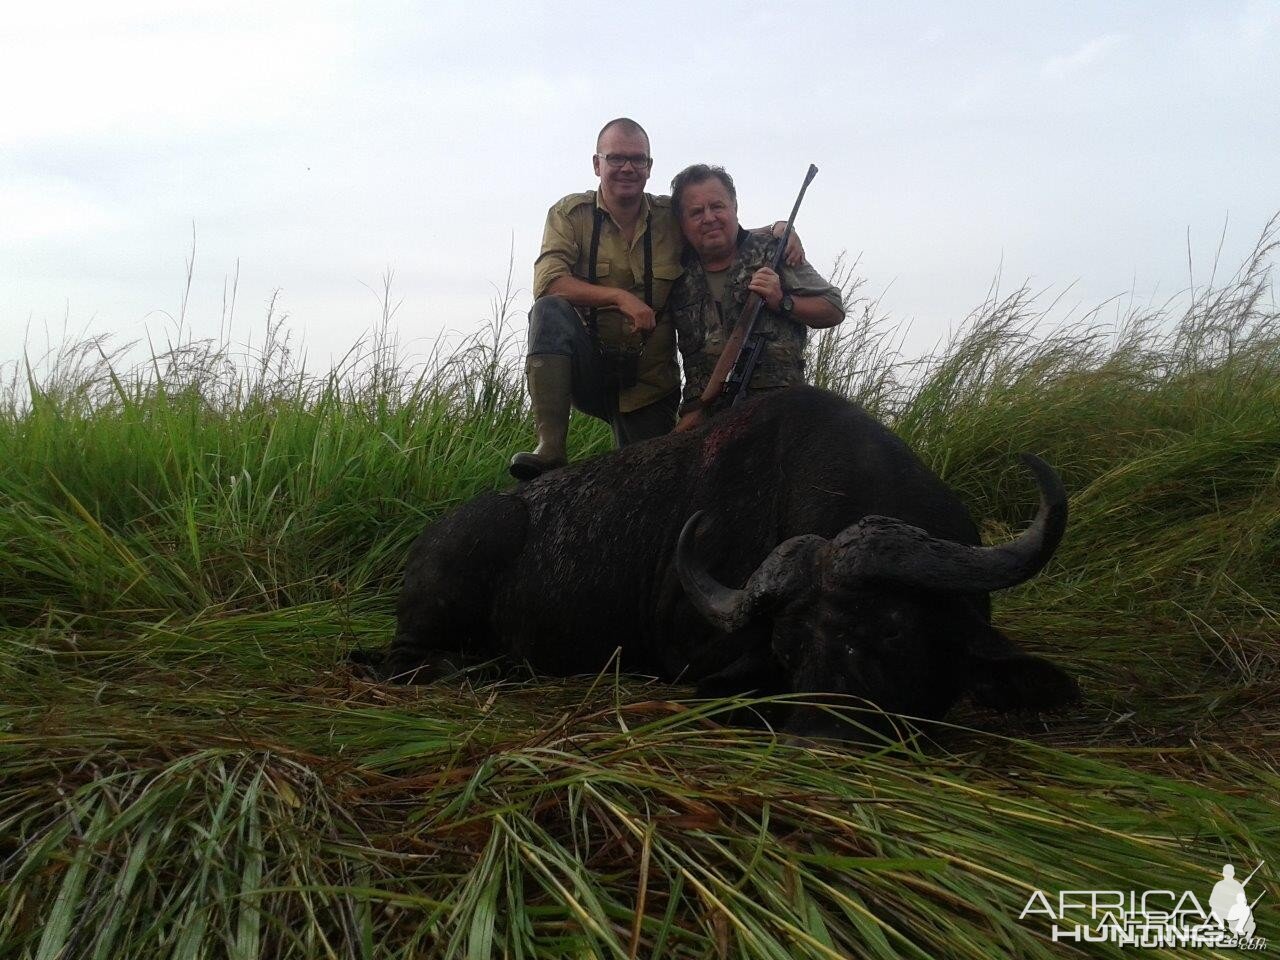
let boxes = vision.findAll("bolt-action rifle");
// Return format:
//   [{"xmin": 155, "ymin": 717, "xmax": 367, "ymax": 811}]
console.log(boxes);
[{"xmin": 674, "ymin": 164, "xmax": 819, "ymax": 433}]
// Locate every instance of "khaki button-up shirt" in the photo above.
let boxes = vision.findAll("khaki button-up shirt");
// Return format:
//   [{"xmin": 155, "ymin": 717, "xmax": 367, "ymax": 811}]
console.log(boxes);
[{"xmin": 533, "ymin": 190, "xmax": 683, "ymax": 413}]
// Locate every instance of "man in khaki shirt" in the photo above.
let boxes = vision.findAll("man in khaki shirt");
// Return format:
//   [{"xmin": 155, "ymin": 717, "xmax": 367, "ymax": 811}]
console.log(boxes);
[{"xmin": 510, "ymin": 117, "xmax": 802, "ymax": 481}]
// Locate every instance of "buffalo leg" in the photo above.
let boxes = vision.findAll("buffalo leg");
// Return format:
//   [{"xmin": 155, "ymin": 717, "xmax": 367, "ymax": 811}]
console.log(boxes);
[{"xmin": 358, "ymin": 493, "xmax": 529, "ymax": 683}]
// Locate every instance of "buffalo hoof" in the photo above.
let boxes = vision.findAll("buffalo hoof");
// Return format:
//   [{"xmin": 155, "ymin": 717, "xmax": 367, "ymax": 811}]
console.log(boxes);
[
  {"xmin": 346, "ymin": 646, "xmax": 431, "ymax": 683},
  {"xmin": 345, "ymin": 646, "xmax": 389, "ymax": 680}
]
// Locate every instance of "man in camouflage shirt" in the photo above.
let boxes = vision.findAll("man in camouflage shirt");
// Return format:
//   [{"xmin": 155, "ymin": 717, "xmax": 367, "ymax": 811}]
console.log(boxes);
[
  {"xmin": 668, "ymin": 164, "xmax": 844, "ymax": 424},
  {"xmin": 511, "ymin": 120, "xmax": 804, "ymax": 481}
]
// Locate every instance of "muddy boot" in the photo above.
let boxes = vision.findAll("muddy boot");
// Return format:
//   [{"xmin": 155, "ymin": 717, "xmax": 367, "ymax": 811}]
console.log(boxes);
[{"xmin": 509, "ymin": 354, "xmax": 571, "ymax": 481}]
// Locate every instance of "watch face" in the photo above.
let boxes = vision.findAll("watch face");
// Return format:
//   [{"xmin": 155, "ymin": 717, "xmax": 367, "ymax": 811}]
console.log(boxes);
[{"xmin": 781, "ymin": 294, "xmax": 794, "ymax": 314}]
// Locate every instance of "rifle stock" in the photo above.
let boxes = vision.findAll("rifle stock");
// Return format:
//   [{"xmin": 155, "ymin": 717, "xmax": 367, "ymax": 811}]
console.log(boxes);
[{"xmin": 674, "ymin": 164, "xmax": 818, "ymax": 433}]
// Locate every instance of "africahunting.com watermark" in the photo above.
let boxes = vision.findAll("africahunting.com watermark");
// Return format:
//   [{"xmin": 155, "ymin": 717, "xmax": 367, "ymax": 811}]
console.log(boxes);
[{"xmin": 1019, "ymin": 861, "xmax": 1267, "ymax": 950}]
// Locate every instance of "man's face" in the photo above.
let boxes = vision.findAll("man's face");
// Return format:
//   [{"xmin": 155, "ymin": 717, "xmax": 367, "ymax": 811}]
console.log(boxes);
[
  {"xmin": 593, "ymin": 127, "xmax": 651, "ymax": 204},
  {"xmin": 679, "ymin": 178, "xmax": 739, "ymax": 264}
]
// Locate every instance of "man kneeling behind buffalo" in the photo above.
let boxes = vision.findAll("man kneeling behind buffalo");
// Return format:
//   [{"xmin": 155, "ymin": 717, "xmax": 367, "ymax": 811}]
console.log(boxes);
[{"xmin": 669, "ymin": 164, "xmax": 845, "ymax": 424}]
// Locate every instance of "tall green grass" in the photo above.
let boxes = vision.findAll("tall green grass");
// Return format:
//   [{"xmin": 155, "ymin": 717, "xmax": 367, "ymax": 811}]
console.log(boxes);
[{"xmin": 2, "ymin": 218, "xmax": 1278, "ymax": 957}]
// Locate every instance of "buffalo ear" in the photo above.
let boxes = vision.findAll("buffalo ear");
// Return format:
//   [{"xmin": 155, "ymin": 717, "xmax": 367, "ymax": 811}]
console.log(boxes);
[{"xmin": 964, "ymin": 629, "xmax": 1079, "ymax": 712}]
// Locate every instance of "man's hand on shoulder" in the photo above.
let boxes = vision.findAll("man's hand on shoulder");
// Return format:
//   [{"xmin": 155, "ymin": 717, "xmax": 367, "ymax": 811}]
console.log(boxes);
[{"xmin": 771, "ymin": 222, "xmax": 805, "ymax": 267}]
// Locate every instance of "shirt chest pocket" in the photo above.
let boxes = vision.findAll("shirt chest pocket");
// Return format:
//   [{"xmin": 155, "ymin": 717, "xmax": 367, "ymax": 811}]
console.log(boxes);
[
  {"xmin": 650, "ymin": 264, "xmax": 683, "ymax": 311},
  {"xmin": 579, "ymin": 258, "xmax": 612, "ymax": 283}
]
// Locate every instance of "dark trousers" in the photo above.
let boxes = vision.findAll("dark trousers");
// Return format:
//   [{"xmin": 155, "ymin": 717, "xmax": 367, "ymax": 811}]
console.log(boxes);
[{"xmin": 528, "ymin": 296, "xmax": 678, "ymax": 446}]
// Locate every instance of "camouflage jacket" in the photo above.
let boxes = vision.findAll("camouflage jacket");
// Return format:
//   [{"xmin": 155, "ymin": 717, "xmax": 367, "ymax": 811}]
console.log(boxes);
[{"xmin": 669, "ymin": 229, "xmax": 843, "ymax": 413}]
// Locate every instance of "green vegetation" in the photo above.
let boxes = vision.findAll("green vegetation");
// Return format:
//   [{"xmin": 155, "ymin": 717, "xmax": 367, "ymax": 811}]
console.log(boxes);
[{"xmin": 2, "ymin": 220, "xmax": 1278, "ymax": 958}]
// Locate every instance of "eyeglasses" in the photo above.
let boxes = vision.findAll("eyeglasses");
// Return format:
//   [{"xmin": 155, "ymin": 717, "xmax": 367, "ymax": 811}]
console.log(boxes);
[{"xmin": 596, "ymin": 153, "xmax": 652, "ymax": 170}]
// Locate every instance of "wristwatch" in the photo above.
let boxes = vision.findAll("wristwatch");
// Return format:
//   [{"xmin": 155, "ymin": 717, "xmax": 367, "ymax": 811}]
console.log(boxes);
[{"xmin": 779, "ymin": 293, "xmax": 795, "ymax": 317}]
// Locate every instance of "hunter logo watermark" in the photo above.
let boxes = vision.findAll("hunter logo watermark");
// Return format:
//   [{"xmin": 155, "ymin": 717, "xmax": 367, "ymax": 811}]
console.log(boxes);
[{"xmin": 1019, "ymin": 860, "xmax": 1268, "ymax": 950}]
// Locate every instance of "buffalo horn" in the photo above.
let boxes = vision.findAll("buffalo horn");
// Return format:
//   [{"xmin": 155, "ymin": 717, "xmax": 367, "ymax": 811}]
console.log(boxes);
[
  {"xmin": 829, "ymin": 453, "xmax": 1068, "ymax": 592},
  {"xmin": 675, "ymin": 511, "xmax": 826, "ymax": 632}
]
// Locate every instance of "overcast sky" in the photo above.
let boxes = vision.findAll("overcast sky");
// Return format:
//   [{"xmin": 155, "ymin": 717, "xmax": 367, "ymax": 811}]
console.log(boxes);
[{"xmin": 3, "ymin": 0, "xmax": 1277, "ymax": 374}]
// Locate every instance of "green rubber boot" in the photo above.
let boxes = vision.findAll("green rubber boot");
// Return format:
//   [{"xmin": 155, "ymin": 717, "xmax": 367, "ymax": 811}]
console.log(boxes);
[{"xmin": 509, "ymin": 354, "xmax": 571, "ymax": 481}]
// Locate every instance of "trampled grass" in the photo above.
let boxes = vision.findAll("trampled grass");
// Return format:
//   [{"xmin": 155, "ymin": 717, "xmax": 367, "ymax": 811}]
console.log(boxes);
[{"xmin": 2, "ymin": 220, "xmax": 1278, "ymax": 957}]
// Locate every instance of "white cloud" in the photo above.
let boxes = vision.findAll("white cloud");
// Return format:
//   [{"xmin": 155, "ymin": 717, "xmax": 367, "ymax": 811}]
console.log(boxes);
[
  {"xmin": 1239, "ymin": 0, "xmax": 1280, "ymax": 47},
  {"xmin": 0, "ymin": 175, "xmax": 117, "ymax": 243},
  {"xmin": 0, "ymin": 3, "xmax": 352, "ymax": 146},
  {"xmin": 1042, "ymin": 34, "xmax": 1126, "ymax": 80}
]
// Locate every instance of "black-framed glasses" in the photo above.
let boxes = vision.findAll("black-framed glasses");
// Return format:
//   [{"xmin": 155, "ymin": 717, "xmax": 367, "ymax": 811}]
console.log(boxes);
[{"xmin": 596, "ymin": 153, "xmax": 652, "ymax": 170}]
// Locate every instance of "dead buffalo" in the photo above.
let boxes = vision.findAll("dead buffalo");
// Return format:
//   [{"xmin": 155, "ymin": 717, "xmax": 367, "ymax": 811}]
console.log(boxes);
[{"xmin": 361, "ymin": 386, "xmax": 1078, "ymax": 738}]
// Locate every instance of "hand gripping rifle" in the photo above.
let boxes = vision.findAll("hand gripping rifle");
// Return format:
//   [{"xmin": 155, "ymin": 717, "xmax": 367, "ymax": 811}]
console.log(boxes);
[{"xmin": 674, "ymin": 164, "xmax": 819, "ymax": 433}]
